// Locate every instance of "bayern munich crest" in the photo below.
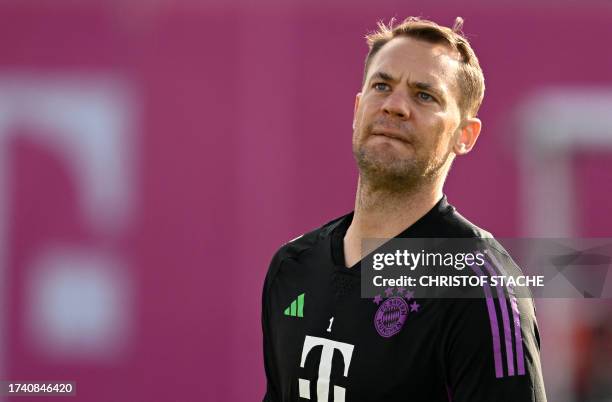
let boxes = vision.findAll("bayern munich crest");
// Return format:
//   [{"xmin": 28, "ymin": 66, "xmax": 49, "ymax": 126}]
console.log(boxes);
[{"xmin": 373, "ymin": 287, "xmax": 419, "ymax": 338}]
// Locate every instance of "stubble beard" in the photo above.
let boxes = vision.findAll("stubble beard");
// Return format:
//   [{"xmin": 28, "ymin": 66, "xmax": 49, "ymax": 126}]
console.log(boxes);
[{"xmin": 352, "ymin": 127, "xmax": 452, "ymax": 195}]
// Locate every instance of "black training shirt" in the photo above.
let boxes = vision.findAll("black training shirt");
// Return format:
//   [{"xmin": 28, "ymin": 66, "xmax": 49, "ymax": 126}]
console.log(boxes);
[{"xmin": 262, "ymin": 196, "xmax": 547, "ymax": 402}]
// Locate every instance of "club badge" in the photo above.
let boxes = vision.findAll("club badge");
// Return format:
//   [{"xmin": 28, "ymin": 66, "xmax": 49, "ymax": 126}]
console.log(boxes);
[{"xmin": 373, "ymin": 287, "xmax": 420, "ymax": 338}]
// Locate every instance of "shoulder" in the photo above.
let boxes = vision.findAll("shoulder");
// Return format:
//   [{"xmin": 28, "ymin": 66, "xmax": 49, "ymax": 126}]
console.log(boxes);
[
  {"xmin": 440, "ymin": 203, "xmax": 520, "ymax": 264},
  {"xmin": 272, "ymin": 213, "xmax": 346, "ymax": 262},
  {"xmin": 263, "ymin": 213, "xmax": 349, "ymax": 288},
  {"xmin": 439, "ymin": 204, "xmax": 494, "ymax": 239}
]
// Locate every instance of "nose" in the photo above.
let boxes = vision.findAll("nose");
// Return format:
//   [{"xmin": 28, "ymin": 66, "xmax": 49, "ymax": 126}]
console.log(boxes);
[{"xmin": 381, "ymin": 90, "xmax": 410, "ymax": 120}]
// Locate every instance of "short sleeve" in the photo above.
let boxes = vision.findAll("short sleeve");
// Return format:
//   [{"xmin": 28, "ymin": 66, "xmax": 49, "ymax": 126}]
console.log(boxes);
[{"xmin": 441, "ymin": 290, "xmax": 547, "ymax": 401}]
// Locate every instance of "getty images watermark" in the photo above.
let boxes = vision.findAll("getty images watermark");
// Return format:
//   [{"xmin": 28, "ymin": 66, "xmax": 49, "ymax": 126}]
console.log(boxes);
[{"xmin": 361, "ymin": 238, "xmax": 612, "ymax": 299}]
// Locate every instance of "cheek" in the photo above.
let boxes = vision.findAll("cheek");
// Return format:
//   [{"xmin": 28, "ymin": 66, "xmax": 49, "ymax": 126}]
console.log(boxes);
[
  {"xmin": 357, "ymin": 98, "xmax": 379, "ymax": 120},
  {"xmin": 422, "ymin": 116, "xmax": 453, "ymax": 151},
  {"xmin": 355, "ymin": 106, "xmax": 373, "ymax": 136}
]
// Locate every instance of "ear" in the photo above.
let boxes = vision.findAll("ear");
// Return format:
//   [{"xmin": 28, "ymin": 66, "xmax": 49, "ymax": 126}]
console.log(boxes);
[
  {"xmin": 353, "ymin": 92, "xmax": 362, "ymax": 130},
  {"xmin": 453, "ymin": 117, "xmax": 482, "ymax": 155}
]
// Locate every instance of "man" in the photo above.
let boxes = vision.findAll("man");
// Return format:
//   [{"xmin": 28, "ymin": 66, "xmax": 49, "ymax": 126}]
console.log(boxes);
[{"xmin": 262, "ymin": 16, "xmax": 547, "ymax": 401}]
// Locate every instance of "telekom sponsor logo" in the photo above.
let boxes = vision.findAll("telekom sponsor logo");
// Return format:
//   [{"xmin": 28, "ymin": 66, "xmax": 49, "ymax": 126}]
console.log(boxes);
[
  {"xmin": 298, "ymin": 335, "xmax": 354, "ymax": 402},
  {"xmin": 0, "ymin": 76, "xmax": 137, "ymax": 367}
]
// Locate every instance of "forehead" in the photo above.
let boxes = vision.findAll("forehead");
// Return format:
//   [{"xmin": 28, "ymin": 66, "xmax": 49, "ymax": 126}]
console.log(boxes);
[{"xmin": 367, "ymin": 36, "xmax": 461, "ymax": 96}]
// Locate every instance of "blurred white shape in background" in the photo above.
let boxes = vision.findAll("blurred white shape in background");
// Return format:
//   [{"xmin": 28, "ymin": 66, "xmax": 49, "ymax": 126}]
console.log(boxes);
[
  {"xmin": 519, "ymin": 88, "xmax": 612, "ymax": 238},
  {"xmin": 0, "ymin": 75, "xmax": 137, "ymax": 233},
  {"xmin": 518, "ymin": 88, "xmax": 612, "ymax": 402},
  {"xmin": 0, "ymin": 75, "xmax": 138, "ymax": 383},
  {"xmin": 26, "ymin": 247, "xmax": 132, "ymax": 360}
]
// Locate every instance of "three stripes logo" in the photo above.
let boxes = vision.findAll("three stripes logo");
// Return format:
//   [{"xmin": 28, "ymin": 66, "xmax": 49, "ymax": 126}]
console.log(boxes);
[{"xmin": 284, "ymin": 293, "xmax": 305, "ymax": 318}]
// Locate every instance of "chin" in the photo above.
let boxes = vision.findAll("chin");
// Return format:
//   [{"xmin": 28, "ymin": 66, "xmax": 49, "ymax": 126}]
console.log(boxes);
[
  {"xmin": 362, "ymin": 143, "xmax": 415, "ymax": 164},
  {"xmin": 356, "ymin": 147, "xmax": 420, "ymax": 177}
]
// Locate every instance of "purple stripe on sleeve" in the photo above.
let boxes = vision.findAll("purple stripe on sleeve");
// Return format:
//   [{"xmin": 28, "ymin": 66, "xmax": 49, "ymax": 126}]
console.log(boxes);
[
  {"xmin": 509, "ymin": 296, "xmax": 525, "ymax": 375},
  {"xmin": 483, "ymin": 260, "xmax": 515, "ymax": 376},
  {"xmin": 486, "ymin": 251, "xmax": 525, "ymax": 375},
  {"xmin": 471, "ymin": 264, "xmax": 504, "ymax": 378}
]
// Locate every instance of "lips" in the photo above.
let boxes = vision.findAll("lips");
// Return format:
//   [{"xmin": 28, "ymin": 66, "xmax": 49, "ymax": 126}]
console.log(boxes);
[{"xmin": 371, "ymin": 130, "xmax": 409, "ymax": 143}]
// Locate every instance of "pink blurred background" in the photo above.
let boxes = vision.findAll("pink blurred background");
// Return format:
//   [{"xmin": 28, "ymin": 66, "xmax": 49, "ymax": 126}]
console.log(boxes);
[{"xmin": 1, "ymin": 1, "xmax": 612, "ymax": 401}]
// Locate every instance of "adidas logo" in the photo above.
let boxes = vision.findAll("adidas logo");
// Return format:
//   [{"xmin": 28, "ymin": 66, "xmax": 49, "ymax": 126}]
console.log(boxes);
[{"xmin": 284, "ymin": 293, "xmax": 305, "ymax": 318}]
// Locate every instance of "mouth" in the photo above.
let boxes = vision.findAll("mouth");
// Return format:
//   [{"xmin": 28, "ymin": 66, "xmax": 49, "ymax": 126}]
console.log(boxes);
[{"xmin": 371, "ymin": 130, "xmax": 410, "ymax": 144}]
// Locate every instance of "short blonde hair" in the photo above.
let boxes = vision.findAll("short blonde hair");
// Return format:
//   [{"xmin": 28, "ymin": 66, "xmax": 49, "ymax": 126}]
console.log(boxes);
[{"xmin": 363, "ymin": 16, "xmax": 485, "ymax": 118}]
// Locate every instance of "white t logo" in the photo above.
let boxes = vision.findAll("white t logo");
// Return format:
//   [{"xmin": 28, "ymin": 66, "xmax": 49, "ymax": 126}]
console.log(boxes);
[{"xmin": 298, "ymin": 335, "xmax": 354, "ymax": 402}]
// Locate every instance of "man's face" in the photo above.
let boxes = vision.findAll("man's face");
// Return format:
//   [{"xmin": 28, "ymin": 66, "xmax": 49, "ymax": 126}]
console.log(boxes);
[{"xmin": 352, "ymin": 36, "xmax": 464, "ymax": 191}]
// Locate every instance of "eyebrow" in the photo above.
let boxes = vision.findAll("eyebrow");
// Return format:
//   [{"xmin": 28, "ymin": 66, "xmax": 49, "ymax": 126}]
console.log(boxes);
[{"xmin": 368, "ymin": 70, "xmax": 446, "ymax": 101}]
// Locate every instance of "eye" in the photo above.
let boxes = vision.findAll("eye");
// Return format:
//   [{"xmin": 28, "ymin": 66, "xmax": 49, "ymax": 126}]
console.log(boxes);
[
  {"xmin": 373, "ymin": 82, "xmax": 390, "ymax": 92},
  {"xmin": 417, "ymin": 92, "xmax": 436, "ymax": 102}
]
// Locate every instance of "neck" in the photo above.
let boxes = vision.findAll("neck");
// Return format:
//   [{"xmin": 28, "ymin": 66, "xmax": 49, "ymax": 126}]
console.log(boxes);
[{"xmin": 348, "ymin": 175, "xmax": 444, "ymax": 239}]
